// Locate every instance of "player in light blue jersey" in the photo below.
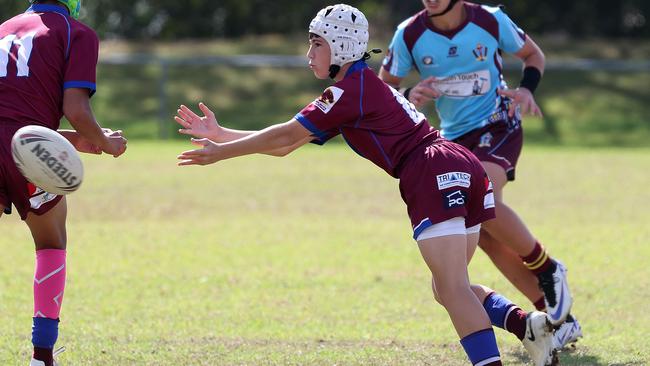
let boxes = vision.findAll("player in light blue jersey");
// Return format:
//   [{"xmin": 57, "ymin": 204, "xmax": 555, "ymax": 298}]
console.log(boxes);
[{"xmin": 379, "ymin": 0, "xmax": 581, "ymax": 351}]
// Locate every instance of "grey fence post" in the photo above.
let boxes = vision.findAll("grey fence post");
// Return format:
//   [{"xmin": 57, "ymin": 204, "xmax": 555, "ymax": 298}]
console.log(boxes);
[{"xmin": 158, "ymin": 58, "xmax": 169, "ymax": 139}]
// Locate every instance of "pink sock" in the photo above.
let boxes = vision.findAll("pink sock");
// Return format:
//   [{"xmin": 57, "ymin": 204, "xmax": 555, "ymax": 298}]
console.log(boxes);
[{"xmin": 34, "ymin": 249, "xmax": 66, "ymax": 319}]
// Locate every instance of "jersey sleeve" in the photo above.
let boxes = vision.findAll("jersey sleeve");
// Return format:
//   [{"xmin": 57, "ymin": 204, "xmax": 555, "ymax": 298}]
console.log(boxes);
[
  {"xmin": 494, "ymin": 9, "xmax": 527, "ymax": 54},
  {"xmin": 381, "ymin": 25, "xmax": 414, "ymax": 78},
  {"xmin": 294, "ymin": 85, "xmax": 359, "ymax": 145},
  {"xmin": 63, "ymin": 24, "xmax": 99, "ymax": 96}
]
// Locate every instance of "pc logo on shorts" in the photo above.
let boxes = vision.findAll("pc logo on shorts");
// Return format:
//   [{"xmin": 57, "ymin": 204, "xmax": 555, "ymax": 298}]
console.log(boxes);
[
  {"xmin": 436, "ymin": 172, "xmax": 471, "ymax": 190},
  {"xmin": 314, "ymin": 86, "xmax": 344, "ymax": 114},
  {"xmin": 443, "ymin": 190, "xmax": 467, "ymax": 209}
]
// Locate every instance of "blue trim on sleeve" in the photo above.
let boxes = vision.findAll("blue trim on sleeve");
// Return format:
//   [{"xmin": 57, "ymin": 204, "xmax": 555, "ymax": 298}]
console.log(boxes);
[
  {"xmin": 64, "ymin": 81, "xmax": 96, "ymax": 90},
  {"xmin": 295, "ymin": 113, "xmax": 327, "ymax": 144},
  {"xmin": 64, "ymin": 81, "xmax": 97, "ymax": 97}
]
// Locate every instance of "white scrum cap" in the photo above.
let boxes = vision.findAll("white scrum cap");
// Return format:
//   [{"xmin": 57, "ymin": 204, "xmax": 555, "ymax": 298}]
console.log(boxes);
[{"xmin": 309, "ymin": 4, "xmax": 369, "ymax": 67}]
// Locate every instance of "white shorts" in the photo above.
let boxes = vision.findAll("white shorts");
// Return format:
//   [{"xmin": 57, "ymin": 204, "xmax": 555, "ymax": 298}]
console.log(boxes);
[{"xmin": 415, "ymin": 217, "xmax": 481, "ymax": 241}]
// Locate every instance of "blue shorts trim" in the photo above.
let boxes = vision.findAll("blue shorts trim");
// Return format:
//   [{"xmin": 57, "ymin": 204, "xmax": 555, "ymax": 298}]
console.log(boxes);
[{"xmin": 413, "ymin": 217, "xmax": 433, "ymax": 240}]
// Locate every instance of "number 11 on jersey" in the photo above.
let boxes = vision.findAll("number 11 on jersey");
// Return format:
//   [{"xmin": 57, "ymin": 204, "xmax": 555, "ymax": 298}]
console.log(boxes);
[{"xmin": 0, "ymin": 32, "xmax": 36, "ymax": 77}]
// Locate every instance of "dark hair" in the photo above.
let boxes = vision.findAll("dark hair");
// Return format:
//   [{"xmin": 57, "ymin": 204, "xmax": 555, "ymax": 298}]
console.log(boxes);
[{"xmin": 309, "ymin": 33, "xmax": 322, "ymax": 39}]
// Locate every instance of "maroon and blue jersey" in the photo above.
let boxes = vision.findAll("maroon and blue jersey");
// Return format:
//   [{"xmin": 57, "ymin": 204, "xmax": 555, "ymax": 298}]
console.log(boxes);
[
  {"xmin": 0, "ymin": 4, "xmax": 99, "ymax": 130},
  {"xmin": 296, "ymin": 61, "xmax": 441, "ymax": 178},
  {"xmin": 382, "ymin": 2, "xmax": 527, "ymax": 140}
]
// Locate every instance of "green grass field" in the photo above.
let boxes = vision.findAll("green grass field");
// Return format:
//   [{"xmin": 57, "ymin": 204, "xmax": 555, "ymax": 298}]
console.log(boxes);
[{"xmin": 1, "ymin": 142, "xmax": 649, "ymax": 365}]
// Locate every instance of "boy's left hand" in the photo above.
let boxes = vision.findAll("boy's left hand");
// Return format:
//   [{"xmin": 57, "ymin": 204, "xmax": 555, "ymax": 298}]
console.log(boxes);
[
  {"xmin": 175, "ymin": 103, "xmax": 222, "ymax": 140},
  {"xmin": 63, "ymin": 129, "xmax": 115, "ymax": 154},
  {"xmin": 497, "ymin": 87, "xmax": 543, "ymax": 118},
  {"xmin": 177, "ymin": 138, "xmax": 223, "ymax": 166}
]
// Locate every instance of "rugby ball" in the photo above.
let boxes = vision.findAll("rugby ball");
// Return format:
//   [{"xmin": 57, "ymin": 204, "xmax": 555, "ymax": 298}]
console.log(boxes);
[{"xmin": 11, "ymin": 125, "xmax": 84, "ymax": 195}]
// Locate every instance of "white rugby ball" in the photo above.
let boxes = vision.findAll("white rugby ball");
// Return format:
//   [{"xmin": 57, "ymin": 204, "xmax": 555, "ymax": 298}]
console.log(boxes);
[{"xmin": 11, "ymin": 125, "xmax": 84, "ymax": 195}]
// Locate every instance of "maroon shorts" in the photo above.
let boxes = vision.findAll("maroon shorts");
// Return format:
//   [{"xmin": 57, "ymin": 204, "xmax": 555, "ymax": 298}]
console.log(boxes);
[
  {"xmin": 0, "ymin": 124, "xmax": 63, "ymax": 220},
  {"xmin": 398, "ymin": 140, "xmax": 496, "ymax": 240},
  {"xmin": 452, "ymin": 117, "xmax": 523, "ymax": 181}
]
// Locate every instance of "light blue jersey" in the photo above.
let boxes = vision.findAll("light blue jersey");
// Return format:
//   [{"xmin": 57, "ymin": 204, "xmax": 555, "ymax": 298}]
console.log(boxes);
[{"xmin": 382, "ymin": 3, "xmax": 526, "ymax": 140}]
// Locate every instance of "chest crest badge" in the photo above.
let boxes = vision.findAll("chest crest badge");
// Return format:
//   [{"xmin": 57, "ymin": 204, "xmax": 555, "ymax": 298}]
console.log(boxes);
[{"xmin": 472, "ymin": 43, "xmax": 488, "ymax": 62}]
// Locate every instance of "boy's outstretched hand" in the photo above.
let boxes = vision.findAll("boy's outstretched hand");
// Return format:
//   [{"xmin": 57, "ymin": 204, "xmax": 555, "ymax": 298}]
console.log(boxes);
[
  {"xmin": 175, "ymin": 102, "xmax": 221, "ymax": 140},
  {"xmin": 177, "ymin": 138, "xmax": 223, "ymax": 166}
]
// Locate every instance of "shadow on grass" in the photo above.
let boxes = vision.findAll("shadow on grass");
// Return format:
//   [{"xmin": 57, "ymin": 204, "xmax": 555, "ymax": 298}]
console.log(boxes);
[{"xmin": 509, "ymin": 346, "xmax": 647, "ymax": 366}]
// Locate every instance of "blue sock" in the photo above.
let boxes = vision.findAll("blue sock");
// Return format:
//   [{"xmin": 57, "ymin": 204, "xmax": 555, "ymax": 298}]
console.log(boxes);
[
  {"xmin": 483, "ymin": 292, "xmax": 515, "ymax": 329},
  {"xmin": 460, "ymin": 328, "xmax": 501, "ymax": 365},
  {"xmin": 32, "ymin": 317, "xmax": 59, "ymax": 349}
]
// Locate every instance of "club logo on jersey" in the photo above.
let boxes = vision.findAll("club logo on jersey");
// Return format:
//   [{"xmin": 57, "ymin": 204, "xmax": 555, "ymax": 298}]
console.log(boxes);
[
  {"xmin": 448, "ymin": 46, "xmax": 458, "ymax": 57},
  {"xmin": 478, "ymin": 132, "xmax": 493, "ymax": 148},
  {"xmin": 443, "ymin": 190, "xmax": 467, "ymax": 209},
  {"xmin": 313, "ymin": 86, "xmax": 344, "ymax": 114},
  {"xmin": 421, "ymin": 55, "xmax": 437, "ymax": 67},
  {"xmin": 472, "ymin": 43, "xmax": 488, "ymax": 61},
  {"xmin": 437, "ymin": 172, "xmax": 471, "ymax": 190}
]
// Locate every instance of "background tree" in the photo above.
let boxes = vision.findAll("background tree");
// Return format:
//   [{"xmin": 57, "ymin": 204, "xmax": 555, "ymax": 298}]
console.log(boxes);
[{"xmin": 3, "ymin": 0, "xmax": 647, "ymax": 40}]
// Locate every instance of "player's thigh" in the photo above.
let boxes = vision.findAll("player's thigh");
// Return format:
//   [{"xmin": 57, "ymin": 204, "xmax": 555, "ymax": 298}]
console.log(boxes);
[
  {"xmin": 25, "ymin": 196, "xmax": 67, "ymax": 249},
  {"xmin": 417, "ymin": 233, "xmax": 470, "ymax": 286},
  {"xmin": 417, "ymin": 217, "xmax": 481, "ymax": 264},
  {"xmin": 466, "ymin": 230, "xmax": 480, "ymax": 263}
]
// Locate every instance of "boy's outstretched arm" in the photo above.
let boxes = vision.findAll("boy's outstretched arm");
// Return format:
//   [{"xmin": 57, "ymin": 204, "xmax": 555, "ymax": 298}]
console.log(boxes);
[
  {"xmin": 177, "ymin": 119, "xmax": 312, "ymax": 166},
  {"xmin": 176, "ymin": 102, "xmax": 313, "ymax": 158},
  {"xmin": 63, "ymin": 88, "xmax": 127, "ymax": 157}
]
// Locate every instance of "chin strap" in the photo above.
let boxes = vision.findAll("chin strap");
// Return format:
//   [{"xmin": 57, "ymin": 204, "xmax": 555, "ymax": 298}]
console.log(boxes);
[
  {"xmin": 428, "ymin": 0, "xmax": 460, "ymax": 18},
  {"xmin": 329, "ymin": 49, "xmax": 382, "ymax": 79},
  {"xmin": 363, "ymin": 48, "xmax": 383, "ymax": 61}
]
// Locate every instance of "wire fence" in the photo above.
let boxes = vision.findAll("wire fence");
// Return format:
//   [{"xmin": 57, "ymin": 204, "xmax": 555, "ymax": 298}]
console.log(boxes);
[{"xmin": 100, "ymin": 54, "xmax": 650, "ymax": 138}]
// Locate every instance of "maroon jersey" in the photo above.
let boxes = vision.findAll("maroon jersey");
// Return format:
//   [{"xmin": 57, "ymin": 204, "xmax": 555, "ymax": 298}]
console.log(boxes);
[
  {"xmin": 296, "ymin": 61, "xmax": 441, "ymax": 178},
  {"xmin": 0, "ymin": 4, "xmax": 98, "ymax": 129}
]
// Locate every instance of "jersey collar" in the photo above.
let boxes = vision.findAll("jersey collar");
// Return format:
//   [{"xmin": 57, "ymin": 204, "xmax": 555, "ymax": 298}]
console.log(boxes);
[
  {"xmin": 344, "ymin": 60, "xmax": 368, "ymax": 78},
  {"xmin": 422, "ymin": 3, "xmax": 473, "ymax": 39},
  {"xmin": 26, "ymin": 4, "xmax": 70, "ymax": 17}
]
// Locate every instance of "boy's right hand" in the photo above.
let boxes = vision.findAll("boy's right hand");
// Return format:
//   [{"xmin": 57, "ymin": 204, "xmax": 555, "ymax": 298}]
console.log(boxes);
[
  {"xmin": 175, "ymin": 102, "xmax": 221, "ymax": 141},
  {"xmin": 101, "ymin": 129, "xmax": 127, "ymax": 157},
  {"xmin": 408, "ymin": 76, "xmax": 442, "ymax": 108}
]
